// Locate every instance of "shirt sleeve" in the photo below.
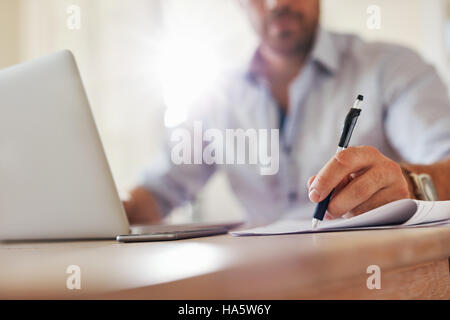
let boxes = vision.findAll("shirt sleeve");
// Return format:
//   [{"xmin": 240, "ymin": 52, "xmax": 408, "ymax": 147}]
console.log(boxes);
[
  {"xmin": 382, "ymin": 46, "xmax": 450, "ymax": 164},
  {"xmin": 135, "ymin": 86, "xmax": 229, "ymax": 217},
  {"xmin": 137, "ymin": 122, "xmax": 217, "ymax": 217}
]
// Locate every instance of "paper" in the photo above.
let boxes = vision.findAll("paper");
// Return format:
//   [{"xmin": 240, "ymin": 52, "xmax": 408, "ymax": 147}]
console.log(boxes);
[{"xmin": 231, "ymin": 199, "xmax": 450, "ymax": 236}]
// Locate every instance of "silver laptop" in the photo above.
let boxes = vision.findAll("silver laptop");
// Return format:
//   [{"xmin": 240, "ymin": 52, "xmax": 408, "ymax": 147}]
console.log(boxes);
[{"xmin": 0, "ymin": 51, "xmax": 239, "ymax": 242}]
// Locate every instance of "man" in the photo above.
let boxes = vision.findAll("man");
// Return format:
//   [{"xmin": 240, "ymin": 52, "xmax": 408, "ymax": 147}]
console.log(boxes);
[{"xmin": 124, "ymin": 0, "xmax": 450, "ymax": 226}]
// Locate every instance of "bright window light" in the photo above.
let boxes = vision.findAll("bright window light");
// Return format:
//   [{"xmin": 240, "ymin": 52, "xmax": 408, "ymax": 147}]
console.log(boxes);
[
  {"xmin": 156, "ymin": 33, "xmax": 222, "ymax": 128},
  {"xmin": 154, "ymin": 0, "xmax": 257, "ymax": 128}
]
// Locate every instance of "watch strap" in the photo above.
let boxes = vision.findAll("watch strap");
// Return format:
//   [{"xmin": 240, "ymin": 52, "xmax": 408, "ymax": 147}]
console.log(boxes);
[
  {"xmin": 401, "ymin": 167, "xmax": 439, "ymax": 201},
  {"xmin": 401, "ymin": 167, "xmax": 421, "ymax": 200}
]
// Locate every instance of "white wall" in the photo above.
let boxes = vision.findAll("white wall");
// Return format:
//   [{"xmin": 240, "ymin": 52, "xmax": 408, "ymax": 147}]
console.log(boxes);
[
  {"xmin": 322, "ymin": 0, "xmax": 450, "ymax": 85},
  {"xmin": 0, "ymin": 0, "xmax": 20, "ymax": 69}
]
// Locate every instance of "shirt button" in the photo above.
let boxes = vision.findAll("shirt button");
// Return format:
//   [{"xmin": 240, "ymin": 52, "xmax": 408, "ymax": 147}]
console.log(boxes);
[
  {"xmin": 289, "ymin": 192, "xmax": 298, "ymax": 202},
  {"xmin": 284, "ymin": 146, "xmax": 292, "ymax": 155}
]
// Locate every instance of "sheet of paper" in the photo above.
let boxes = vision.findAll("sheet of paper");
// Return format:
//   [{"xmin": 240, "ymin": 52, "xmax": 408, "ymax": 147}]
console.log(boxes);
[{"xmin": 404, "ymin": 201, "xmax": 450, "ymax": 225}]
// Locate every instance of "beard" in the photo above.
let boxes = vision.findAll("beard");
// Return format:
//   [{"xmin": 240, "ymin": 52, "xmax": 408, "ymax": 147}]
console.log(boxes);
[{"xmin": 263, "ymin": 8, "xmax": 318, "ymax": 56}]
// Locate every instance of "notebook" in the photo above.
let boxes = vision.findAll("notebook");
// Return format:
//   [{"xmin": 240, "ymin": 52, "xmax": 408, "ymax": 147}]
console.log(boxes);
[{"xmin": 231, "ymin": 199, "xmax": 450, "ymax": 236}]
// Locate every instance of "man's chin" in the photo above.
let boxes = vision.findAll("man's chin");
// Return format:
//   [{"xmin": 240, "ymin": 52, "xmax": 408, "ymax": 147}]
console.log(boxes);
[
  {"xmin": 268, "ymin": 38, "xmax": 311, "ymax": 56},
  {"xmin": 265, "ymin": 29, "xmax": 316, "ymax": 56}
]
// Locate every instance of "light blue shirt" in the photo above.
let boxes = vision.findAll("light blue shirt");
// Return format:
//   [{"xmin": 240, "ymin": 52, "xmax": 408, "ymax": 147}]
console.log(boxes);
[{"xmin": 141, "ymin": 28, "xmax": 450, "ymax": 226}]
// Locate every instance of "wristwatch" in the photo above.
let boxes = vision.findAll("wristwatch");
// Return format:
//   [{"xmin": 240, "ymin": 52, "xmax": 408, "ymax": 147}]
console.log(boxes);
[{"xmin": 404, "ymin": 170, "xmax": 439, "ymax": 201}]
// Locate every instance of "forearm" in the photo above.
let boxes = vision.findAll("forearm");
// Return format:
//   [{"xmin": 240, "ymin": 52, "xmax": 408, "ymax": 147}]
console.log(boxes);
[{"xmin": 402, "ymin": 157, "xmax": 450, "ymax": 201}]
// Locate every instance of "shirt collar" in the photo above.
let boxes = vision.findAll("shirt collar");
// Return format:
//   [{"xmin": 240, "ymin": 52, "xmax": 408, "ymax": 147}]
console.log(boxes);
[
  {"xmin": 310, "ymin": 28, "xmax": 339, "ymax": 75},
  {"xmin": 244, "ymin": 28, "xmax": 339, "ymax": 84}
]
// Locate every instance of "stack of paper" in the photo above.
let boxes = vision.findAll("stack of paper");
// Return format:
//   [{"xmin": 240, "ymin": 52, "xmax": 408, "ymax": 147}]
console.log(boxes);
[{"xmin": 232, "ymin": 200, "xmax": 450, "ymax": 236}]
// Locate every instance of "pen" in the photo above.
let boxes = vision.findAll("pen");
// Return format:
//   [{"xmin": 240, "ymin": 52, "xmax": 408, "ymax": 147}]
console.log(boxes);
[{"xmin": 312, "ymin": 95, "xmax": 364, "ymax": 229}]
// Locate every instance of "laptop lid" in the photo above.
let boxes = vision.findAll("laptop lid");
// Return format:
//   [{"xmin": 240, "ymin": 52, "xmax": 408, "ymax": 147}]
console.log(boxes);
[{"xmin": 0, "ymin": 50, "xmax": 130, "ymax": 241}]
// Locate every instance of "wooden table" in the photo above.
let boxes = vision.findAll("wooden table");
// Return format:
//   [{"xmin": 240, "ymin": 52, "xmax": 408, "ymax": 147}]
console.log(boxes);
[{"xmin": 1, "ymin": 226, "xmax": 449, "ymax": 299}]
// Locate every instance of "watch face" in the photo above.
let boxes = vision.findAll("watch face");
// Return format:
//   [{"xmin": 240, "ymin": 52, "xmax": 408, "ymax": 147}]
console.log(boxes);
[{"xmin": 419, "ymin": 175, "xmax": 439, "ymax": 201}]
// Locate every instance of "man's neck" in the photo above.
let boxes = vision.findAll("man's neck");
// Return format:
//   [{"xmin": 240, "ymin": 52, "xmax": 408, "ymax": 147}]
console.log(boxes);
[
  {"xmin": 258, "ymin": 45, "xmax": 308, "ymax": 113},
  {"xmin": 259, "ymin": 45, "xmax": 306, "ymax": 81}
]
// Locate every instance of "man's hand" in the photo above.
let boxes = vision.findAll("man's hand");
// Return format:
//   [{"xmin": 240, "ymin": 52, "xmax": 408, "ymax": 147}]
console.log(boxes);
[
  {"xmin": 308, "ymin": 146, "xmax": 414, "ymax": 220},
  {"xmin": 122, "ymin": 187, "xmax": 163, "ymax": 225}
]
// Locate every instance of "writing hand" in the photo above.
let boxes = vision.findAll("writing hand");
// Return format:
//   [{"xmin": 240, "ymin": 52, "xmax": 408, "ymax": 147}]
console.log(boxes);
[{"xmin": 308, "ymin": 146, "xmax": 414, "ymax": 219}]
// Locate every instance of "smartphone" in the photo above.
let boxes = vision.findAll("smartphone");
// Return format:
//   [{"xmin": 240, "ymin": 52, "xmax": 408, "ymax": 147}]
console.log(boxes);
[{"xmin": 116, "ymin": 227, "xmax": 229, "ymax": 243}]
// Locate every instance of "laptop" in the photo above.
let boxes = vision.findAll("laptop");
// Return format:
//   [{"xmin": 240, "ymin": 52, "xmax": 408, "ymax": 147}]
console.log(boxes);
[{"xmin": 0, "ymin": 50, "xmax": 240, "ymax": 242}]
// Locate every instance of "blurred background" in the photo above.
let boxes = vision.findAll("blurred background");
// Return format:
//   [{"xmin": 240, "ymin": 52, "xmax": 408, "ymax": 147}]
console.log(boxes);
[{"xmin": 1, "ymin": 0, "xmax": 449, "ymax": 223}]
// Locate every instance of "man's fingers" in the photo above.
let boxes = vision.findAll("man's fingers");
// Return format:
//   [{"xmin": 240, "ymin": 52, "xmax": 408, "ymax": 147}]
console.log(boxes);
[
  {"xmin": 123, "ymin": 187, "xmax": 163, "ymax": 225},
  {"xmin": 333, "ymin": 174, "xmax": 354, "ymax": 196},
  {"xmin": 349, "ymin": 185, "xmax": 411, "ymax": 217},
  {"xmin": 327, "ymin": 167, "xmax": 392, "ymax": 218},
  {"xmin": 307, "ymin": 176, "xmax": 316, "ymax": 189},
  {"xmin": 309, "ymin": 146, "xmax": 381, "ymax": 203},
  {"xmin": 122, "ymin": 200, "xmax": 132, "ymax": 213}
]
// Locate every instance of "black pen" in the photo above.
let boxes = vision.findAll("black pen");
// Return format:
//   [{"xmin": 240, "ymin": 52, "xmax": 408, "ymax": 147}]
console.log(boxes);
[{"xmin": 312, "ymin": 95, "xmax": 364, "ymax": 229}]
